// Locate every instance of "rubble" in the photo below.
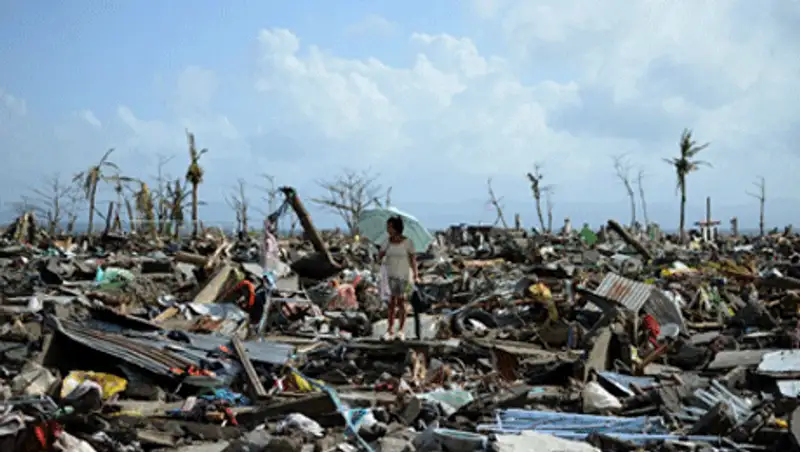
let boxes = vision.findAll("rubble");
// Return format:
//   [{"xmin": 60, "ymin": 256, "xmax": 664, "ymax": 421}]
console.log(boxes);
[{"xmin": 1, "ymin": 190, "xmax": 800, "ymax": 452}]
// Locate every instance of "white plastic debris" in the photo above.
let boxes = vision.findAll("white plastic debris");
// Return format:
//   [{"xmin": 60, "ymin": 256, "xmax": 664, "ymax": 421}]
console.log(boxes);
[
  {"xmin": 495, "ymin": 431, "xmax": 600, "ymax": 452},
  {"xmin": 582, "ymin": 381, "xmax": 622, "ymax": 413},
  {"xmin": 276, "ymin": 413, "xmax": 324, "ymax": 438}
]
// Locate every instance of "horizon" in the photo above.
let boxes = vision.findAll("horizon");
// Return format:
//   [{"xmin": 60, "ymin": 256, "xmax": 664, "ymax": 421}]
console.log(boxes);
[
  {"xmin": 1, "ymin": 1, "xmax": 798, "ymax": 229},
  {"xmin": 1, "ymin": 213, "xmax": 780, "ymax": 236}
]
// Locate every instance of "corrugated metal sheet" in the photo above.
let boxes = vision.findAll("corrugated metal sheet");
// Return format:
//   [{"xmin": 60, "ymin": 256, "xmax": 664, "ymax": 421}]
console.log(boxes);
[
  {"xmin": 643, "ymin": 290, "xmax": 686, "ymax": 332},
  {"xmin": 129, "ymin": 329, "xmax": 294, "ymax": 366},
  {"xmin": 592, "ymin": 273, "xmax": 685, "ymax": 332},
  {"xmin": 594, "ymin": 273, "xmax": 652, "ymax": 313},
  {"xmin": 597, "ymin": 371, "xmax": 658, "ymax": 397}
]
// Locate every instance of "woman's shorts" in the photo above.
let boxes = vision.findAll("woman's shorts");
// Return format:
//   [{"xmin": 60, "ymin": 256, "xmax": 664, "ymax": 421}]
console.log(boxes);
[{"xmin": 388, "ymin": 277, "xmax": 412, "ymax": 298}]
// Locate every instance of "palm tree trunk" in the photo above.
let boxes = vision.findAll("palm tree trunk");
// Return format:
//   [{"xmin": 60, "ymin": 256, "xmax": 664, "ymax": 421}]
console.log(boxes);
[
  {"xmin": 535, "ymin": 196, "xmax": 546, "ymax": 233},
  {"xmin": 628, "ymin": 192, "xmax": 636, "ymax": 227},
  {"xmin": 67, "ymin": 215, "xmax": 76, "ymax": 234},
  {"xmin": 191, "ymin": 183, "xmax": 199, "ymax": 237},
  {"xmin": 124, "ymin": 199, "xmax": 135, "ymax": 233},
  {"xmin": 158, "ymin": 202, "xmax": 168, "ymax": 235},
  {"xmin": 640, "ymin": 193, "xmax": 650, "ymax": 229},
  {"xmin": 679, "ymin": 179, "xmax": 687, "ymax": 242},
  {"xmin": 88, "ymin": 181, "xmax": 98, "ymax": 235}
]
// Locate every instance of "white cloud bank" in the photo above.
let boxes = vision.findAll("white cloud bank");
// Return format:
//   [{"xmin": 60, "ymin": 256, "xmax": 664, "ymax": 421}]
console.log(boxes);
[{"xmin": 1, "ymin": 0, "xmax": 799, "ymax": 228}]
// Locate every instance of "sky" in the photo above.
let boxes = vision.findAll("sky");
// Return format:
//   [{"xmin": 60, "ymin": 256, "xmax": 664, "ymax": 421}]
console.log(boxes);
[{"xmin": 1, "ymin": 0, "xmax": 799, "ymax": 231}]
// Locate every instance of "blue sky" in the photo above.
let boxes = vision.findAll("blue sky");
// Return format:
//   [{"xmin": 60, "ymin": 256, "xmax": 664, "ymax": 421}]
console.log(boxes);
[{"xmin": 1, "ymin": 0, "xmax": 799, "ymax": 231}]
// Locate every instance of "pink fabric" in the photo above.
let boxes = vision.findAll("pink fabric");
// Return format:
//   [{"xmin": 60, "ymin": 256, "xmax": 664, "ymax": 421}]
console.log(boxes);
[
  {"xmin": 261, "ymin": 218, "xmax": 279, "ymax": 268},
  {"xmin": 328, "ymin": 284, "xmax": 358, "ymax": 310}
]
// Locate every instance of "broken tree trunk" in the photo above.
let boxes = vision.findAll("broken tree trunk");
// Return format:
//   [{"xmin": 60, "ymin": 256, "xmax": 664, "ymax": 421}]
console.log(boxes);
[
  {"xmin": 5, "ymin": 212, "xmax": 40, "ymax": 244},
  {"xmin": 103, "ymin": 202, "xmax": 114, "ymax": 237},
  {"xmin": 607, "ymin": 219, "xmax": 653, "ymax": 261},
  {"xmin": 279, "ymin": 187, "xmax": 338, "ymax": 269}
]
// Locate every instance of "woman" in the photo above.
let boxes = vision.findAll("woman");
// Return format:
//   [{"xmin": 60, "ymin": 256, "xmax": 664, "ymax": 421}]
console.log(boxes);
[{"xmin": 378, "ymin": 216, "xmax": 419, "ymax": 340}]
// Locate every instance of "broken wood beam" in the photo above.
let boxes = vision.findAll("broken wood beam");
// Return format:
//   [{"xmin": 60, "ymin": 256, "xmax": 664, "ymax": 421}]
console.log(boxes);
[
  {"xmin": 279, "ymin": 186, "xmax": 339, "ymax": 269},
  {"xmin": 193, "ymin": 263, "xmax": 234, "ymax": 304},
  {"xmin": 232, "ymin": 336, "xmax": 268, "ymax": 400},
  {"xmin": 205, "ymin": 241, "xmax": 232, "ymax": 272},
  {"xmin": 607, "ymin": 219, "xmax": 653, "ymax": 261},
  {"xmin": 173, "ymin": 251, "xmax": 208, "ymax": 267}
]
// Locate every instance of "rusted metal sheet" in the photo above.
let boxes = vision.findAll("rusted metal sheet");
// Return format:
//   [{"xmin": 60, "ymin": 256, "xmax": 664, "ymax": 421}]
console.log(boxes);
[
  {"xmin": 594, "ymin": 273, "xmax": 652, "ymax": 313},
  {"xmin": 491, "ymin": 347, "xmax": 520, "ymax": 382},
  {"xmin": 593, "ymin": 273, "xmax": 686, "ymax": 331}
]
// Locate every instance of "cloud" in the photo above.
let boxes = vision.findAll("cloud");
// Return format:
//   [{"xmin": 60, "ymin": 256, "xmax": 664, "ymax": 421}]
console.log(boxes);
[
  {"xmin": 347, "ymin": 14, "xmax": 396, "ymax": 37},
  {"xmin": 0, "ymin": 88, "xmax": 26, "ymax": 117},
  {"xmin": 2, "ymin": 0, "xmax": 799, "ymax": 228},
  {"xmin": 471, "ymin": 0, "xmax": 507, "ymax": 19},
  {"xmin": 78, "ymin": 110, "xmax": 102, "ymax": 128}
]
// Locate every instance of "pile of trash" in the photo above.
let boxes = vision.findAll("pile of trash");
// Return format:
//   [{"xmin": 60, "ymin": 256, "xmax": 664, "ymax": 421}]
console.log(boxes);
[{"xmin": 2, "ymin": 192, "xmax": 800, "ymax": 452}]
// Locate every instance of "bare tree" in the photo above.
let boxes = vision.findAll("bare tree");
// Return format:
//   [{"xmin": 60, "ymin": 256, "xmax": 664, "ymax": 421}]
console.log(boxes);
[
  {"xmin": 526, "ymin": 164, "xmax": 553, "ymax": 233},
  {"xmin": 9, "ymin": 197, "xmax": 39, "ymax": 217},
  {"xmin": 64, "ymin": 181, "xmax": 85, "ymax": 235},
  {"xmin": 372, "ymin": 187, "xmax": 393, "ymax": 208},
  {"xmin": 636, "ymin": 169, "xmax": 650, "ymax": 229},
  {"xmin": 28, "ymin": 173, "xmax": 75, "ymax": 235},
  {"xmin": 612, "ymin": 155, "xmax": 636, "ymax": 226},
  {"xmin": 255, "ymin": 173, "xmax": 289, "ymax": 236},
  {"xmin": 545, "ymin": 190, "xmax": 554, "ymax": 233},
  {"xmin": 258, "ymin": 173, "xmax": 279, "ymax": 213},
  {"xmin": 226, "ymin": 179, "xmax": 250, "ymax": 235},
  {"xmin": 486, "ymin": 178, "xmax": 509, "ymax": 228},
  {"xmin": 746, "ymin": 176, "xmax": 766, "ymax": 236},
  {"xmin": 312, "ymin": 169, "xmax": 382, "ymax": 234}
]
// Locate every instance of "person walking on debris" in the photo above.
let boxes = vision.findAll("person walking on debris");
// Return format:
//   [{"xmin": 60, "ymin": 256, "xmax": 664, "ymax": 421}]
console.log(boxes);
[{"xmin": 378, "ymin": 216, "xmax": 419, "ymax": 341}]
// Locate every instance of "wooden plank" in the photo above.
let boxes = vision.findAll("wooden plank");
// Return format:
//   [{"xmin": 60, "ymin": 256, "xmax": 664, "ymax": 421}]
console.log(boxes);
[{"xmin": 232, "ymin": 336, "xmax": 268, "ymax": 400}]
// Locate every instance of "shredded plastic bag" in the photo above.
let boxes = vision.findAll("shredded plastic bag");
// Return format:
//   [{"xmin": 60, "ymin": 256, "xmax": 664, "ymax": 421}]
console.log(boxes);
[
  {"xmin": 60, "ymin": 371, "xmax": 127, "ymax": 400},
  {"xmin": 94, "ymin": 267, "xmax": 135, "ymax": 288},
  {"xmin": 582, "ymin": 381, "xmax": 621, "ymax": 413},
  {"xmin": 289, "ymin": 371, "xmax": 323, "ymax": 393},
  {"xmin": 528, "ymin": 283, "xmax": 552, "ymax": 301},
  {"xmin": 277, "ymin": 413, "xmax": 324, "ymax": 438}
]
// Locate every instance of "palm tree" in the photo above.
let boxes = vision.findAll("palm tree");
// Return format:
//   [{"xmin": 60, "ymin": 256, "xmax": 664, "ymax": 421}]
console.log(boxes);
[
  {"xmin": 184, "ymin": 130, "xmax": 207, "ymax": 238},
  {"xmin": 526, "ymin": 164, "xmax": 553, "ymax": 233},
  {"xmin": 105, "ymin": 172, "xmax": 137, "ymax": 232},
  {"xmin": 133, "ymin": 181, "xmax": 156, "ymax": 238},
  {"xmin": 72, "ymin": 148, "xmax": 118, "ymax": 235},
  {"xmin": 167, "ymin": 178, "xmax": 189, "ymax": 238},
  {"xmin": 664, "ymin": 129, "xmax": 710, "ymax": 241}
]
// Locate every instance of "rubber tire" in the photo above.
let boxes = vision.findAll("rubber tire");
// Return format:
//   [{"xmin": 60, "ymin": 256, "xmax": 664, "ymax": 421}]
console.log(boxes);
[{"xmin": 451, "ymin": 308, "xmax": 498, "ymax": 335}]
